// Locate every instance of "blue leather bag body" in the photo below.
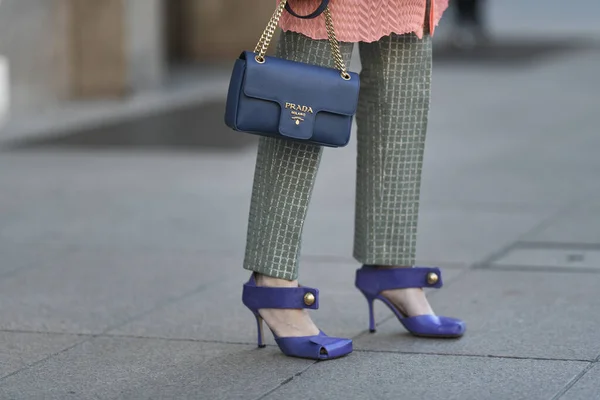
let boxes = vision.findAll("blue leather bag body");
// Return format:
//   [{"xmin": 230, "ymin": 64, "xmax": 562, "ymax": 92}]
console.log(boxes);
[{"xmin": 224, "ymin": 0, "xmax": 360, "ymax": 148}]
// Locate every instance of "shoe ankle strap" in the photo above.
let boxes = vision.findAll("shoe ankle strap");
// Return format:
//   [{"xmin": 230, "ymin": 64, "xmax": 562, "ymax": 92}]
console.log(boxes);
[
  {"xmin": 357, "ymin": 266, "xmax": 443, "ymax": 293},
  {"xmin": 242, "ymin": 282, "xmax": 320, "ymax": 311}
]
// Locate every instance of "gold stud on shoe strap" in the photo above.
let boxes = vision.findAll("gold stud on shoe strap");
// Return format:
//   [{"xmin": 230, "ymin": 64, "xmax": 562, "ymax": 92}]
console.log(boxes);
[
  {"xmin": 426, "ymin": 272, "xmax": 439, "ymax": 285},
  {"xmin": 303, "ymin": 292, "xmax": 316, "ymax": 306}
]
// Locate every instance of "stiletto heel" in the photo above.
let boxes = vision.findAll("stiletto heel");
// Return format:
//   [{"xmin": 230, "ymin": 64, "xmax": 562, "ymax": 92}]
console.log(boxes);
[
  {"xmin": 368, "ymin": 298, "xmax": 376, "ymax": 333},
  {"xmin": 255, "ymin": 314, "xmax": 266, "ymax": 348},
  {"xmin": 355, "ymin": 265, "xmax": 465, "ymax": 338},
  {"xmin": 242, "ymin": 274, "xmax": 353, "ymax": 360},
  {"xmin": 360, "ymin": 291, "xmax": 377, "ymax": 333}
]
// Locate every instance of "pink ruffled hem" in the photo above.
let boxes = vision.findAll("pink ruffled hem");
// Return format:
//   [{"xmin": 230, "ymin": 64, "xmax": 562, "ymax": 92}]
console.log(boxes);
[
  {"xmin": 281, "ymin": 23, "xmax": 431, "ymax": 43},
  {"xmin": 276, "ymin": 0, "xmax": 448, "ymax": 43}
]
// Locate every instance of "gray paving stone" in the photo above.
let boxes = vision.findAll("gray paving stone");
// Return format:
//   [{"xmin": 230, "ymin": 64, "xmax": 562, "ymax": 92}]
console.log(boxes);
[
  {"xmin": 0, "ymin": 243, "xmax": 72, "ymax": 277},
  {"xmin": 0, "ymin": 151, "xmax": 255, "ymax": 253},
  {"xmin": 355, "ymin": 270, "xmax": 600, "ymax": 361},
  {"xmin": 414, "ymin": 208, "xmax": 550, "ymax": 265},
  {"xmin": 561, "ymin": 364, "xmax": 600, "ymax": 400},
  {"xmin": 263, "ymin": 351, "xmax": 587, "ymax": 400},
  {"xmin": 110, "ymin": 266, "xmax": 263, "ymax": 344},
  {"xmin": 0, "ymin": 249, "xmax": 237, "ymax": 334},
  {"xmin": 420, "ymin": 127, "xmax": 597, "ymax": 211},
  {"xmin": 0, "ymin": 332, "xmax": 82, "ymax": 378},
  {"xmin": 421, "ymin": 55, "xmax": 600, "ymax": 213},
  {"xmin": 111, "ymin": 262, "xmax": 463, "ymax": 345},
  {"xmin": 0, "ymin": 337, "xmax": 312, "ymax": 400},
  {"xmin": 521, "ymin": 205, "xmax": 600, "ymax": 245}
]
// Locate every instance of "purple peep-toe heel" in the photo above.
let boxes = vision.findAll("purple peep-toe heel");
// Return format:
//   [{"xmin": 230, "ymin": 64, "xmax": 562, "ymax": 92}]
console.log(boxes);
[
  {"xmin": 242, "ymin": 274, "xmax": 353, "ymax": 360},
  {"xmin": 355, "ymin": 265, "xmax": 465, "ymax": 338}
]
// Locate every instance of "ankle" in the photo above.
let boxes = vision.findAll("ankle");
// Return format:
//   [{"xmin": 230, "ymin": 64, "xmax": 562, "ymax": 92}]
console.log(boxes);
[{"xmin": 255, "ymin": 273, "xmax": 298, "ymax": 288}]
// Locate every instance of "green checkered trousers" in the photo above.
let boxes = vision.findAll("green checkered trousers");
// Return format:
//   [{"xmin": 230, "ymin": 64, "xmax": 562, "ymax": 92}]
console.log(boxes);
[{"xmin": 243, "ymin": 30, "xmax": 432, "ymax": 280}]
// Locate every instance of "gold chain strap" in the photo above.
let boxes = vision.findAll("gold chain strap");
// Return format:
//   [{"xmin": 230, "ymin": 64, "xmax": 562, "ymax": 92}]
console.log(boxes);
[
  {"xmin": 323, "ymin": 8, "xmax": 349, "ymax": 78},
  {"xmin": 253, "ymin": 0, "xmax": 351, "ymax": 80}
]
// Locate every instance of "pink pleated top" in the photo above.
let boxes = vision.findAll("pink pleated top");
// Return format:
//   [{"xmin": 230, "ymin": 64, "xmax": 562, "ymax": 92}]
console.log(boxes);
[{"xmin": 278, "ymin": 0, "xmax": 449, "ymax": 43}]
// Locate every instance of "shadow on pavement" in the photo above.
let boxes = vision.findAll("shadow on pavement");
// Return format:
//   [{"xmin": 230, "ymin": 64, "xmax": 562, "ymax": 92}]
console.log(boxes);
[{"xmin": 5, "ymin": 101, "xmax": 258, "ymax": 152}]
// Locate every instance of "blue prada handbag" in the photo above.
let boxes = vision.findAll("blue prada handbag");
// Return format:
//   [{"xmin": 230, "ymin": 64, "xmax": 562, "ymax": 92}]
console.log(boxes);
[{"xmin": 224, "ymin": 0, "xmax": 360, "ymax": 148}]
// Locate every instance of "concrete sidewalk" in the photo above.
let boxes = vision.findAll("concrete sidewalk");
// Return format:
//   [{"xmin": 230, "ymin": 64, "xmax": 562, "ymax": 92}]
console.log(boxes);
[{"xmin": 1, "ymin": 35, "xmax": 600, "ymax": 400}]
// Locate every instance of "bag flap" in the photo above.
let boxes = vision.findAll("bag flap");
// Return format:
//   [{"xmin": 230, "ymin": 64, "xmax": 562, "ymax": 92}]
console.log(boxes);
[{"xmin": 241, "ymin": 51, "xmax": 359, "ymax": 140}]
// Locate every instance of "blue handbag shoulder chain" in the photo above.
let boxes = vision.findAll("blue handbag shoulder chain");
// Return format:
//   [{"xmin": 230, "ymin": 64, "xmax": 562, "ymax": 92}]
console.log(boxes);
[{"xmin": 224, "ymin": 0, "xmax": 360, "ymax": 148}]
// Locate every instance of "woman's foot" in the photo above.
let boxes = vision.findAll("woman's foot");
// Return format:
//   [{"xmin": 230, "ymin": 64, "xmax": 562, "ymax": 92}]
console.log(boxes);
[
  {"xmin": 377, "ymin": 266, "xmax": 435, "ymax": 317},
  {"xmin": 243, "ymin": 273, "xmax": 353, "ymax": 359},
  {"xmin": 255, "ymin": 274, "xmax": 320, "ymax": 337},
  {"xmin": 355, "ymin": 265, "xmax": 465, "ymax": 337}
]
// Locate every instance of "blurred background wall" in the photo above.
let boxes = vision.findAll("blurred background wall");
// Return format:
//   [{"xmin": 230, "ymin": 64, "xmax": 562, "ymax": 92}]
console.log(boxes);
[
  {"xmin": 0, "ymin": 0, "xmax": 276, "ymax": 118},
  {"xmin": 167, "ymin": 0, "xmax": 279, "ymax": 61},
  {"xmin": 0, "ymin": 0, "xmax": 72, "ymax": 115}
]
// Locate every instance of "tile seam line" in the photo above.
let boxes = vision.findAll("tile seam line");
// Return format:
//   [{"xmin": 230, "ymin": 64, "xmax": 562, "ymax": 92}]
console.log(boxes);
[
  {"xmin": 478, "ymin": 265, "xmax": 600, "ymax": 274},
  {"xmin": 253, "ymin": 363, "xmax": 315, "ymax": 400},
  {"xmin": 101, "ymin": 333, "xmax": 254, "ymax": 347},
  {"xmin": 100, "ymin": 281, "xmax": 215, "ymax": 336},
  {"xmin": 551, "ymin": 362, "xmax": 596, "ymax": 400},
  {"xmin": 353, "ymin": 348, "xmax": 595, "ymax": 363},
  {"xmin": 0, "ymin": 340, "xmax": 86, "ymax": 382},
  {"xmin": 516, "ymin": 241, "xmax": 600, "ymax": 251},
  {"xmin": 0, "ymin": 329, "xmax": 257, "ymax": 347},
  {"xmin": 0, "ymin": 329, "xmax": 88, "ymax": 338}
]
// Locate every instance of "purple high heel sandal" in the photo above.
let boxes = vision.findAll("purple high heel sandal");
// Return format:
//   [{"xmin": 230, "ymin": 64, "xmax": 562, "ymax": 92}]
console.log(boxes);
[
  {"xmin": 242, "ymin": 274, "xmax": 353, "ymax": 360},
  {"xmin": 355, "ymin": 265, "xmax": 465, "ymax": 338}
]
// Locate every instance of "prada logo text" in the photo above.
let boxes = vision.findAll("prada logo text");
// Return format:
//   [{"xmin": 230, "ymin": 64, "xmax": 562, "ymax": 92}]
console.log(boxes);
[{"xmin": 285, "ymin": 103, "xmax": 313, "ymax": 125}]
